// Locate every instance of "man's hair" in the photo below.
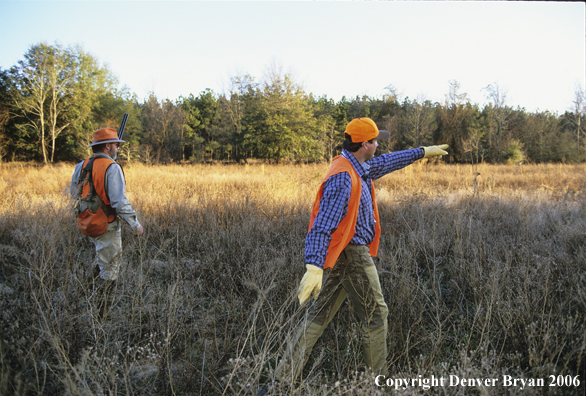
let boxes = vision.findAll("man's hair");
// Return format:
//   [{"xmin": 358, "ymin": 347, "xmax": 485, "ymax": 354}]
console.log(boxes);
[
  {"xmin": 92, "ymin": 143, "xmax": 107, "ymax": 154},
  {"xmin": 343, "ymin": 133, "xmax": 374, "ymax": 152}
]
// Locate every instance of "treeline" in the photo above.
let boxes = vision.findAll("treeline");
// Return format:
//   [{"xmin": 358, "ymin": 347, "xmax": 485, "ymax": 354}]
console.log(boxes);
[{"xmin": 1, "ymin": 42, "xmax": 584, "ymax": 164}]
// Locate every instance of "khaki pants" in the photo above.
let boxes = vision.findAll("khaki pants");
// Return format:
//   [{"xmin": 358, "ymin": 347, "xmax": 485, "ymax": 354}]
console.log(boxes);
[
  {"xmin": 279, "ymin": 244, "xmax": 388, "ymax": 381},
  {"xmin": 89, "ymin": 219, "xmax": 122, "ymax": 281}
]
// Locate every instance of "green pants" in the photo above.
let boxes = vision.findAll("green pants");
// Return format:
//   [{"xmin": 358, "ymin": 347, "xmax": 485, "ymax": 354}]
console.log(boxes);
[{"xmin": 280, "ymin": 244, "xmax": 388, "ymax": 380}]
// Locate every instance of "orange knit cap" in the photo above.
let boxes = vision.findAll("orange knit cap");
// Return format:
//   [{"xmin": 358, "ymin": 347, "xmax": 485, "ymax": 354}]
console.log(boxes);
[
  {"xmin": 344, "ymin": 117, "xmax": 390, "ymax": 143},
  {"xmin": 88, "ymin": 128, "xmax": 126, "ymax": 147}
]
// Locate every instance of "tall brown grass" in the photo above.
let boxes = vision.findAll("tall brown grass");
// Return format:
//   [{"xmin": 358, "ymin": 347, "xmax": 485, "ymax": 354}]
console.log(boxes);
[{"xmin": 0, "ymin": 160, "xmax": 584, "ymax": 395}]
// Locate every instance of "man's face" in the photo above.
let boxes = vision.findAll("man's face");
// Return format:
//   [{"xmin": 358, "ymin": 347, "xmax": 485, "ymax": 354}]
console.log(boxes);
[
  {"xmin": 363, "ymin": 139, "xmax": 378, "ymax": 160},
  {"xmin": 106, "ymin": 142, "xmax": 120, "ymax": 160}
]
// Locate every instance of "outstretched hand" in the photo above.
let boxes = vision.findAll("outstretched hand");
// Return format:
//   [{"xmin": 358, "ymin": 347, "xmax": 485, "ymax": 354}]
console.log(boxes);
[{"xmin": 422, "ymin": 144, "xmax": 449, "ymax": 160}]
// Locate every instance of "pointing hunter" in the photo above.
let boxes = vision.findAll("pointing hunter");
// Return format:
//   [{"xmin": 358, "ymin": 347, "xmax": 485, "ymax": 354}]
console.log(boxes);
[
  {"xmin": 277, "ymin": 117, "xmax": 448, "ymax": 380},
  {"xmin": 71, "ymin": 125, "xmax": 143, "ymax": 320}
]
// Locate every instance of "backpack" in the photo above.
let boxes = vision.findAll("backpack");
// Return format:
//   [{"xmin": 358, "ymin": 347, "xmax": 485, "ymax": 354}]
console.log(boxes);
[{"xmin": 73, "ymin": 154, "xmax": 115, "ymax": 237}]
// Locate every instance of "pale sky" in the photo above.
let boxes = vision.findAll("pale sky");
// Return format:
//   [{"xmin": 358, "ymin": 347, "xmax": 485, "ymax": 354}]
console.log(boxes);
[{"xmin": 1, "ymin": 1, "xmax": 584, "ymax": 115}]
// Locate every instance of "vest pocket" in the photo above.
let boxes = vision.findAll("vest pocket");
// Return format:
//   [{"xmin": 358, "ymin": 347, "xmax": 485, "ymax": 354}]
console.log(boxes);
[{"xmin": 77, "ymin": 207, "xmax": 109, "ymax": 237}]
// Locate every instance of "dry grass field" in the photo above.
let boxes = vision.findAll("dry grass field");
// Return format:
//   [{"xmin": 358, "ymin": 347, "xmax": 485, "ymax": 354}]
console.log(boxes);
[{"xmin": 0, "ymin": 160, "xmax": 585, "ymax": 395}]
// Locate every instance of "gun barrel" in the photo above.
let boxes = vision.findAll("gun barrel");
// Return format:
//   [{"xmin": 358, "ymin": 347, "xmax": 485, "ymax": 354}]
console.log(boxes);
[{"xmin": 118, "ymin": 113, "xmax": 129, "ymax": 140}]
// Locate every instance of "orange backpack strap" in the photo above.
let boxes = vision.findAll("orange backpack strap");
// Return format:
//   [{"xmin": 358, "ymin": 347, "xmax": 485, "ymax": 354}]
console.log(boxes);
[
  {"xmin": 78, "ymin": 154, "xmax": 116, "ymax": 219},
  {"xmin": 79, "ymin": 157, "xmax": 97, "ymax": 199}
]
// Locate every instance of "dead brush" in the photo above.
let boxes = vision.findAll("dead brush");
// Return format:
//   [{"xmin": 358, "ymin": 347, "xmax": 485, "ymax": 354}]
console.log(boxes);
[{"xmin": 0, "ymin": 161, "xmax": 585, "ymax": 395}]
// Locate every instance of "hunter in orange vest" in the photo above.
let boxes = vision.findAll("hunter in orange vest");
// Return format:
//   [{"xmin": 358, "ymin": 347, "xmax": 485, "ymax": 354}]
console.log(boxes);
[
  {"xmin": 308, "ymin": 154, "xmax": 381, "ymax": 270},
  {"xmin": 277, "ymin": 117, "xmax": 449, "ymax": 380},
  {"xmin": 70, "ymin": 127, "xmax": 144, "ymax": 319},
  {"xmin": 78, "ymin": 154, "xmax": 118, "ymax": 231}
]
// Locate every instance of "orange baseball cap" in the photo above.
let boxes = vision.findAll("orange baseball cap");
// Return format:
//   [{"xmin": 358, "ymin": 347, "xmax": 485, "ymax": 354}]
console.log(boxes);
[
  {"xmin": 88, "ymin": 128, "xmax": 126, "ymax": 147},
  {"xmin": 344, "ymin": 117, "xmax": 390, "ymax": 143}
]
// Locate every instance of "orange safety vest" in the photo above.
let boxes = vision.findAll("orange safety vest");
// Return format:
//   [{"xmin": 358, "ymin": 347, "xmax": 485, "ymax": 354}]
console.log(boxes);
[
  {"xmin": 308, "ymin": 155, "xmax": 381, "ymax": 269},
  {"xmin": 81, "ymin": 155, "xmax": 117, "ymax": 223}
]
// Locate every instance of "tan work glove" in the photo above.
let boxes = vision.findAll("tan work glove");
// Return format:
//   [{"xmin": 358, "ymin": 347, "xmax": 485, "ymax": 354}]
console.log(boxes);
[
  {"xmin": 297, "ymin": 264, "xmax": 323, "ymax": 305},
  {"xmin": 422, "ymin": 144, "xmax": 449, "ymax": 160}
]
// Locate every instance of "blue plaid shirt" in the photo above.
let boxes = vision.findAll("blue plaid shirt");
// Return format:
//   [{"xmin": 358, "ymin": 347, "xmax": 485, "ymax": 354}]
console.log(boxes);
[{"xmin": 305, "ymin": 148, "xmax": 424, "ymax": 268}]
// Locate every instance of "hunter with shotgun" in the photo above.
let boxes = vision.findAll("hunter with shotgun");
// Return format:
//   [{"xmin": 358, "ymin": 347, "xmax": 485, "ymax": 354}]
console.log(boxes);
[{"xmin": 70, "ymin": 114, "xmax": 143, "ymax": 320}]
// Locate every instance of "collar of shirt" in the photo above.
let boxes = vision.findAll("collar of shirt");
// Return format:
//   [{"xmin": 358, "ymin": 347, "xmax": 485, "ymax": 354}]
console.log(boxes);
[
  {"xmin": 93, "ymin": 153, "xmax": 115, "ymax": 161},
  {"xmin": 341, "ymin": 149, "xmax": 370, "ymax": 181}
]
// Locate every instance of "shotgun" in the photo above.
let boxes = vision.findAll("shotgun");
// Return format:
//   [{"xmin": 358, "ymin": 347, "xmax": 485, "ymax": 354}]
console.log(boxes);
[{"xmin": 118, "ymin": 113, "xmax": 129, "ymax": 140}]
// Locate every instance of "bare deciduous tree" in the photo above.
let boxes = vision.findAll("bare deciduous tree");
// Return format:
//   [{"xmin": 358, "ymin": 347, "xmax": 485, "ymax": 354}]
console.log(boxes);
[
  {"xmin": 483, "ymin": 82, "xmax": 510, "ymax": 162},
  {"xmin": 404, "ymin": 95, "xmax": 435, "ymax": 147},
  {"xmin": 141, "ymin": 94, "xmax": 185, "ymax": 164},
  {"xmin": 571, "ymin": 84, "xmax": 585, "ymax": 162},
  {"xmin": 8, "ymin": 42, "xmax": 112, "ymax": 163},
  {"xmin": 9, "ymin": 43, "xmax": 53, "ymax": 163}
]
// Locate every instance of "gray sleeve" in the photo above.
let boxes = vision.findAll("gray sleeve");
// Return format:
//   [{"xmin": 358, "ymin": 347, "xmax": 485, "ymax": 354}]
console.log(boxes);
[
  {"xmin": 104, "ymin": 164, "xmax": 141, "ymax": 230},
  {"xmin": 70, "ymin": 162, "xmax": 84, "ymax": 199}
]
